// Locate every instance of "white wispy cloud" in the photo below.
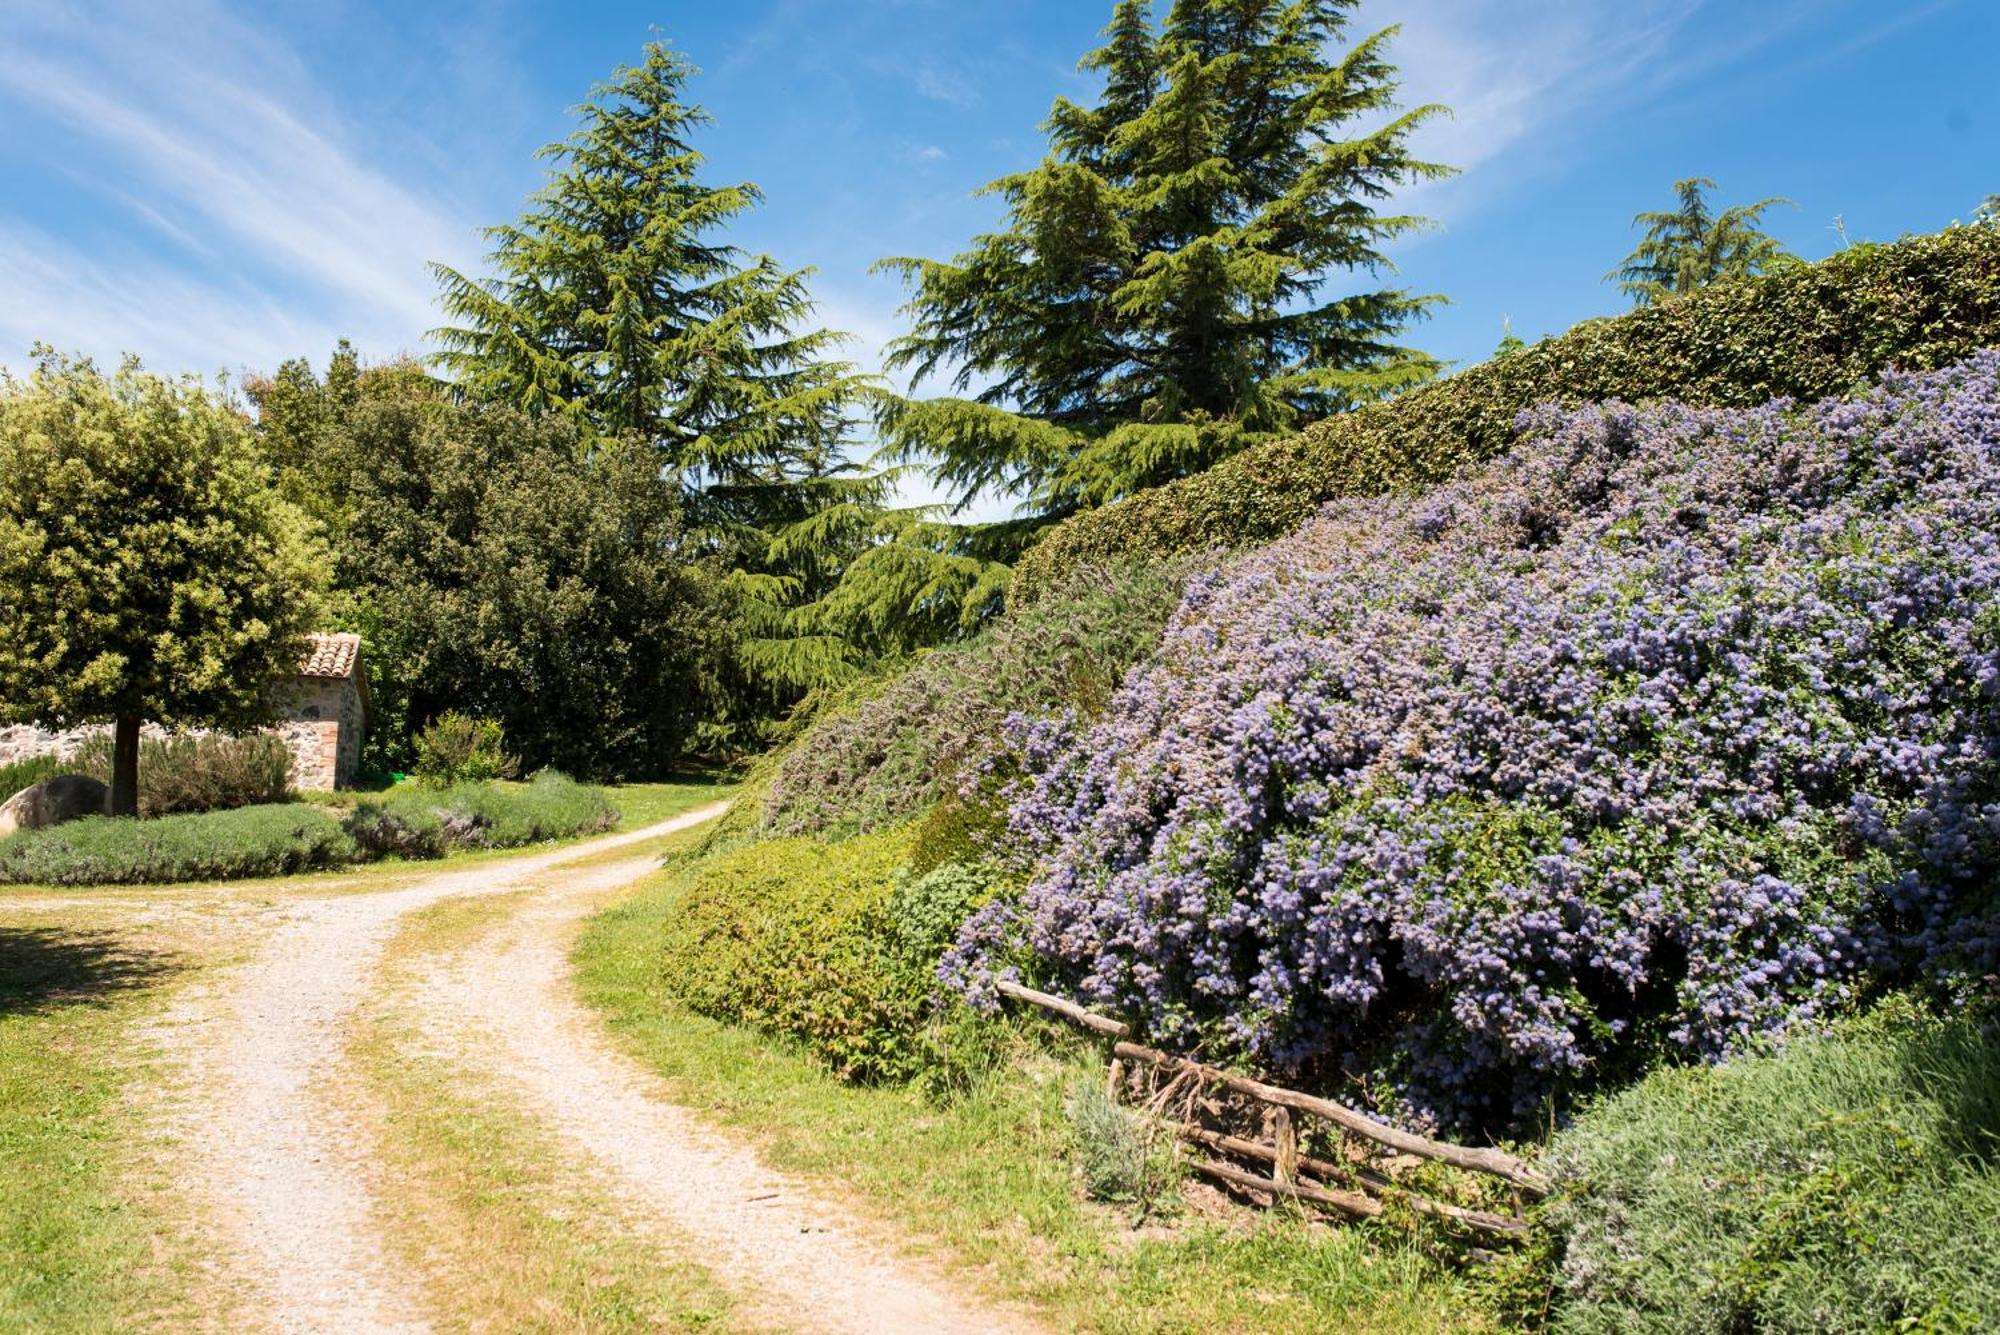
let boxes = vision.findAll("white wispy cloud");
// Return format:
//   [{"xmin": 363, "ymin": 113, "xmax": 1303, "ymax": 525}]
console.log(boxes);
[
  {"xmin": 1374, "ymin": 0, "xmax": 1851, "ymax": 225},
  {"xmin": 0, "ymin": 0, "xmax": 477, "ymax": 375}
]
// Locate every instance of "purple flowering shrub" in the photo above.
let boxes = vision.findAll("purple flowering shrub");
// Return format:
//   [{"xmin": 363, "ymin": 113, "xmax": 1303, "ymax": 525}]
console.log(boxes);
[{"xmin": 950, "ymin": 353, "xmax": 2000, "ymax": 1136}]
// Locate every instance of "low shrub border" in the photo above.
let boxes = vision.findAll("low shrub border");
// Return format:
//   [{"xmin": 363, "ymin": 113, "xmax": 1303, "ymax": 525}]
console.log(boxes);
[
  {"xmin": 1013, "ymin": 226, "xmax": 2000, "ymax": 602},
  {"xmin": 1535, "ymin": 1001, "xmax": 2000, "ymax": 1332},
  {"xmin": 653, "ymin": 829, "xmax": 1007, "ymax": 1083},
  {"xmin": 0, "ymin": 772, "xmax": 620, "ymax": 887},
  {"xmin": 0, "ymin": 804, "xmax": 355, "ymax": 886}
]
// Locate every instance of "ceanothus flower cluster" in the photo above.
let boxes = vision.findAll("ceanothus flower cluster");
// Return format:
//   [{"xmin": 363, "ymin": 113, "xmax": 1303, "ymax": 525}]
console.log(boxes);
[{"xmin": 947, "ymin": 352, "xmax": 2000, "ymax": 1135}]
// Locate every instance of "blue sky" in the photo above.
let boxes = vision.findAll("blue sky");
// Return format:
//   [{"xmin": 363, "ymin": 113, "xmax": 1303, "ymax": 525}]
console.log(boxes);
[{"xmin": 1, "ymin": 0, "xmax": 1994, "ymax": 409}]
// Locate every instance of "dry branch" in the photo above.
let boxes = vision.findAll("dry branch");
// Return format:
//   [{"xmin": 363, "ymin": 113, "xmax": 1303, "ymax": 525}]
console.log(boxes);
[
  {"xmin": 995, "ymin": 980, "xmax": 1131, "ymax": 1037},
  {"xmin": 1191, "ymin": 1158, "xmax": 1379, "ymax": 1218},
  {"xmin": 1171, "ymin": 1124, "xmax": 1530, "ymax": 1237},
  {"xmin": 994, "ymin": 979, "xmax": 1550, "ymax": 1195},
  {"xmin": 1114, "ymin": 1039, "xmax": 1549, "ymax": 1195}
]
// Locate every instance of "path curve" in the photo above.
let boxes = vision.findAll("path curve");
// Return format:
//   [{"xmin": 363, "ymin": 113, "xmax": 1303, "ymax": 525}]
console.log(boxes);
[
  {"xmin": 163, "ymin": 803, "xmax": 1034, "ymax": 1334},
  {"xmin": 163, "ymin": 807, "xmax": 730, "ymax": 1334},
  {"xmin": 411, "ymin": 847, "xmax": 1039, "ymax": 1335}
]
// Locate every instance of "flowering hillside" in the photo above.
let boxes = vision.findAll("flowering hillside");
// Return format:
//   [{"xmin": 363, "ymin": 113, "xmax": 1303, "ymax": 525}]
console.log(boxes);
[{"xmin": 957, "ymin": 352, "xmax": 2000, "ymax": 1135}]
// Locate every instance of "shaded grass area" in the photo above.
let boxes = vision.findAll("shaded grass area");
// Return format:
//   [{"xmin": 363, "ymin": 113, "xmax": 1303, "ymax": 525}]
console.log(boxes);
[
  {"xmin": 577, "ymin": 852, "xmax": 1487, "ymax": 1335},
  {"xmin": 0, "ymin": 923, "xmax": 191, "ymax": 1331},
  {"xmin": 353, "ymin": 893, "xmax": 746, "ymax": 1333}
]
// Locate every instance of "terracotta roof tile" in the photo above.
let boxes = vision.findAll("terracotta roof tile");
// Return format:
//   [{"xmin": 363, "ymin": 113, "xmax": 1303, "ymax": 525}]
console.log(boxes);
[{"xmin": 298, "ymin": 632, "xmax": 361, "ymax": 680}]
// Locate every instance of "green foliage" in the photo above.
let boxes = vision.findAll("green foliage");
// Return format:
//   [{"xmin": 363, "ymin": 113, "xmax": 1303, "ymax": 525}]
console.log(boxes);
[
  {"xmin": 654, "ymin": 832, "xmax": 1006, "ymax": 1083},
  {"xmin": 0, "ymin": 755, "xmax": 72, "ymax": 801},
  {"xmin": 429, "ymin": 42, "xmax": 894, "ymax": 720},
  {"xmin": 1538, "ymin": 1001, "xmax": 2000, "ymax": 1333},
  {"xmin": 877, "ymin": 0, "xmax": 1451, "ymax": 525},
  {"xmin": 412, "ymin": 712, "xmax": 513, "ymax": 786},
  {"xmin": 0, "ymin": 351, "xmax": 326, "ymax": 813},
  {"xmin": 749, "ymin": 559, "xmax": 1196, "ymax": 841},
  {"xmin": 251, "ymin": 358, "xmax": 721, "ymax": 778},
  {"xmin": 68, "ymin": 733, "xmax": 292, "ymax": 817},
  {"xmin": 0, "ymin": 774, "xmax": 618, "ymax": 884},
  {"xmin": 1610, "ymin": 176, "xmax": 1795, "ymax": 306},
  {"xmin": 344, "ymin": 773, "xmax": 617, "ymax": 860},
  {"xmin": 1014, "ymin": 225, "xmax": 2000, "ymax": 601},
  {"xmin": 1065, "ymin": 1075, "xmax": 1184, "ymax": 1219},
  {"xmin": 0, "ymin": 805, "xmax": 354, "ymax": 886}
]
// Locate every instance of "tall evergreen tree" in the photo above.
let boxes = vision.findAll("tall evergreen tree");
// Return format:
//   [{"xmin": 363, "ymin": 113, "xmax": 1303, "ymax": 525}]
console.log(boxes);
[
  {"xmin": 430, "ymin": 43, "xmax": 886, "ymax": 710},
  {"xmin": 1609, "ymin": 177, "xmax": 1795, "ymax": 306},
  {"xmin": 876, "ymin": 0, "xmax": 1452, "ymax": 523}
]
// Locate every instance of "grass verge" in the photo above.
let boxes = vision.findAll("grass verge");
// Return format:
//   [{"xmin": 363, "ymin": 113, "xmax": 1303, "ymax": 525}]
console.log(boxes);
[
  {"xmin": 576, "ymin": 849, "xmax": 1488, "ymax": 1335},
  {"xmin": 349, "ymin": 892, "xmax": 746, "ymax": 1333},
  {"xmin": 605, "ymin": 778, "xmax": 740, "ymax": 833},
  {"xmin": 0, "ymin": 915, "xmax": 209, "ymax": 1332}
]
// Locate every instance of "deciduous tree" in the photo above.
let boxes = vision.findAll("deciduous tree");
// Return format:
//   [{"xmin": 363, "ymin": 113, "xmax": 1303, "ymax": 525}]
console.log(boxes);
[{"xmin": 0, "ymin": 351, "xmax": 324, "ymax": 815}]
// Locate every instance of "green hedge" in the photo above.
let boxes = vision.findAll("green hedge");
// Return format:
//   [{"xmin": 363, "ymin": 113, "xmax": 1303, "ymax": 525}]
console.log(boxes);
[
  {"xmin": 1013, "ymin": 225, "xmax": 2000, "ymax": 602},
  {"xmin": 0, "ymin": 774, "xmax": 620, "ymax": 885},
  {"xmin": 346, "ymin": 772, "xmax": 617, "ymax": 859},
  {"xmin": 1536, "ymin": 1001, "xmax": 2000, "ymax": 1333},
  {"xmin": 654, "ymin": 829, "xmax": 1003, "ymax": 1082},
  {"xmin": 0, "ymin": 805, "xmax": 355, "ymax": 886}
]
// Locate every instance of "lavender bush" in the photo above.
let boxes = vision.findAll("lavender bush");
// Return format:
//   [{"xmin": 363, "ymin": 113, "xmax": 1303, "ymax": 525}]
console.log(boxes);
[{"xmin": 952, "ymin": 353, "xmax": 2000, "ymax": 1136}]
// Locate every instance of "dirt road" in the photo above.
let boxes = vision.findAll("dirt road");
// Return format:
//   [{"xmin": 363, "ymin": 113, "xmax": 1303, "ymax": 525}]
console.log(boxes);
[{"xmin": 155, "ymin": 806, "xmax": 1031, "ymax": 1333}]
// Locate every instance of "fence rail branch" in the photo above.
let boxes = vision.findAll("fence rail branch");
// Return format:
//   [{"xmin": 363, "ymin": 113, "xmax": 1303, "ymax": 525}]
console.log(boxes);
[{"xmin": 991, "ymin": 978, "xmax": 1548, "ymax": 1196}]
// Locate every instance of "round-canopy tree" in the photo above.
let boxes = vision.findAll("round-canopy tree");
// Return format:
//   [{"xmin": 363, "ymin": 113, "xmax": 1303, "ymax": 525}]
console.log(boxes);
[{"xmin": 0, "ymin": 351, "xmax": 325, "ymax": 816}]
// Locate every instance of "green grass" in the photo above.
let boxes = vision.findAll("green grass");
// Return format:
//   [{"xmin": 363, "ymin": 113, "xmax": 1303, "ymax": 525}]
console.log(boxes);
[
  {"xmin": 0, "ymin": 922, "xmax": 194, "ymax": 1331},
  {"xmin": 576, "ymin": 848, "xmax": 1487, "ymax": 1334},
  {"xmin": 603, "ymin": 778, "xmax": 739, "ymax": 832}
]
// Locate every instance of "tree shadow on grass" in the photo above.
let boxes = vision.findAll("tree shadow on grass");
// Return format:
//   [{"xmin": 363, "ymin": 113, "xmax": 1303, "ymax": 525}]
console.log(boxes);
[{"xmin": 0, "ymin": 926, "xmax": 178, "ymax": 1017}]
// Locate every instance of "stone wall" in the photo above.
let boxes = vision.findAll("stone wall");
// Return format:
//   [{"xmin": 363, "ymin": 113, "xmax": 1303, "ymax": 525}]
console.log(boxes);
[{"xmin": 0, "ymin": 679, "xmax": 365, "ymax": 791}]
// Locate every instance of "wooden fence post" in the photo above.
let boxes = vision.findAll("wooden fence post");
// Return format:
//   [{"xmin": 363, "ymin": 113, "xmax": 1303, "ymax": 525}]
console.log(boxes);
[{"xmin": 1272, "ymin": 1107, "xmax": 1298, "ymax": 1188}]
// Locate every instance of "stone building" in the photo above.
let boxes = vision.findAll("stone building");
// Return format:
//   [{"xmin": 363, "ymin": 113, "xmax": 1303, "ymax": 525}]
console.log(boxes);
[
  {"xmin": 0, "ymin": 632, "xmax": 371, "ymax": 792},
  {"xmin": 278, "ymin": 633, "xmax": 370, "ymax": 790}
]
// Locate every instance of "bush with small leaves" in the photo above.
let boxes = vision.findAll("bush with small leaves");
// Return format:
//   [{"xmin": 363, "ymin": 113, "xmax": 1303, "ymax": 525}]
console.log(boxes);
[
  {"xmin": 956, "ymin": 352, "xmax": 2000, "ymax": 1136},
  {"xmin": 411, "ymin": 712, "xmax": 513, "ymax": 786}
]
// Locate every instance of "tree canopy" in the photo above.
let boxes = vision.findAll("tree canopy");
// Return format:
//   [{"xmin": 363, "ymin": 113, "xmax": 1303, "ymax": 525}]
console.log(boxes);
[
  {"xmin": 1609, "ymin": 177, "xmax": 1795, "ymax": 306},
  {"xmin": 249, "ymin": 355, "xmax": 721, "ymax": 777},
  {"xmin": 876, "ymin": 0, "xmax": 1452, "ymax": 524},
  {"xmin": 429, "ymin": 43, "xmax": 889, "ymax": 716},
  {"xmin": 0, "ymin": 351, "xmax": 325, "ymax": 813}
]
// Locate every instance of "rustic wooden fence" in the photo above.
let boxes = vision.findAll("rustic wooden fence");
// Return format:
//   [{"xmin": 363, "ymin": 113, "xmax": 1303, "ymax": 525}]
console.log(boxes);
[{"xmin": 995, "ymin": 980, "xmax": 1543, "ymax": 1240}]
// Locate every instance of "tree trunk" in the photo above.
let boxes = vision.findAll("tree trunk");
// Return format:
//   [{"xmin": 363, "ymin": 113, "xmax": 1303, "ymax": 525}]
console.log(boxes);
[{"xmin": 109, "ymin": 714, "xmax": 141, "ymax": 818}]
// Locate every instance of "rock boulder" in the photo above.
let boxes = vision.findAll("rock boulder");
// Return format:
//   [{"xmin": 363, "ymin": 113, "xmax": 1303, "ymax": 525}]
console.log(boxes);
[{"xmin": 0, "ymin": 774, "xmax": 110, "ymax": 839}]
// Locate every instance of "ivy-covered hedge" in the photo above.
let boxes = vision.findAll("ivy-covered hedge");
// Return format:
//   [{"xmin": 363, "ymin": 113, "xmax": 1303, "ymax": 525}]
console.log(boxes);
[{"xmin": 1013, "ymin": 226, "xmax": 2000, "ymax": 602}]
